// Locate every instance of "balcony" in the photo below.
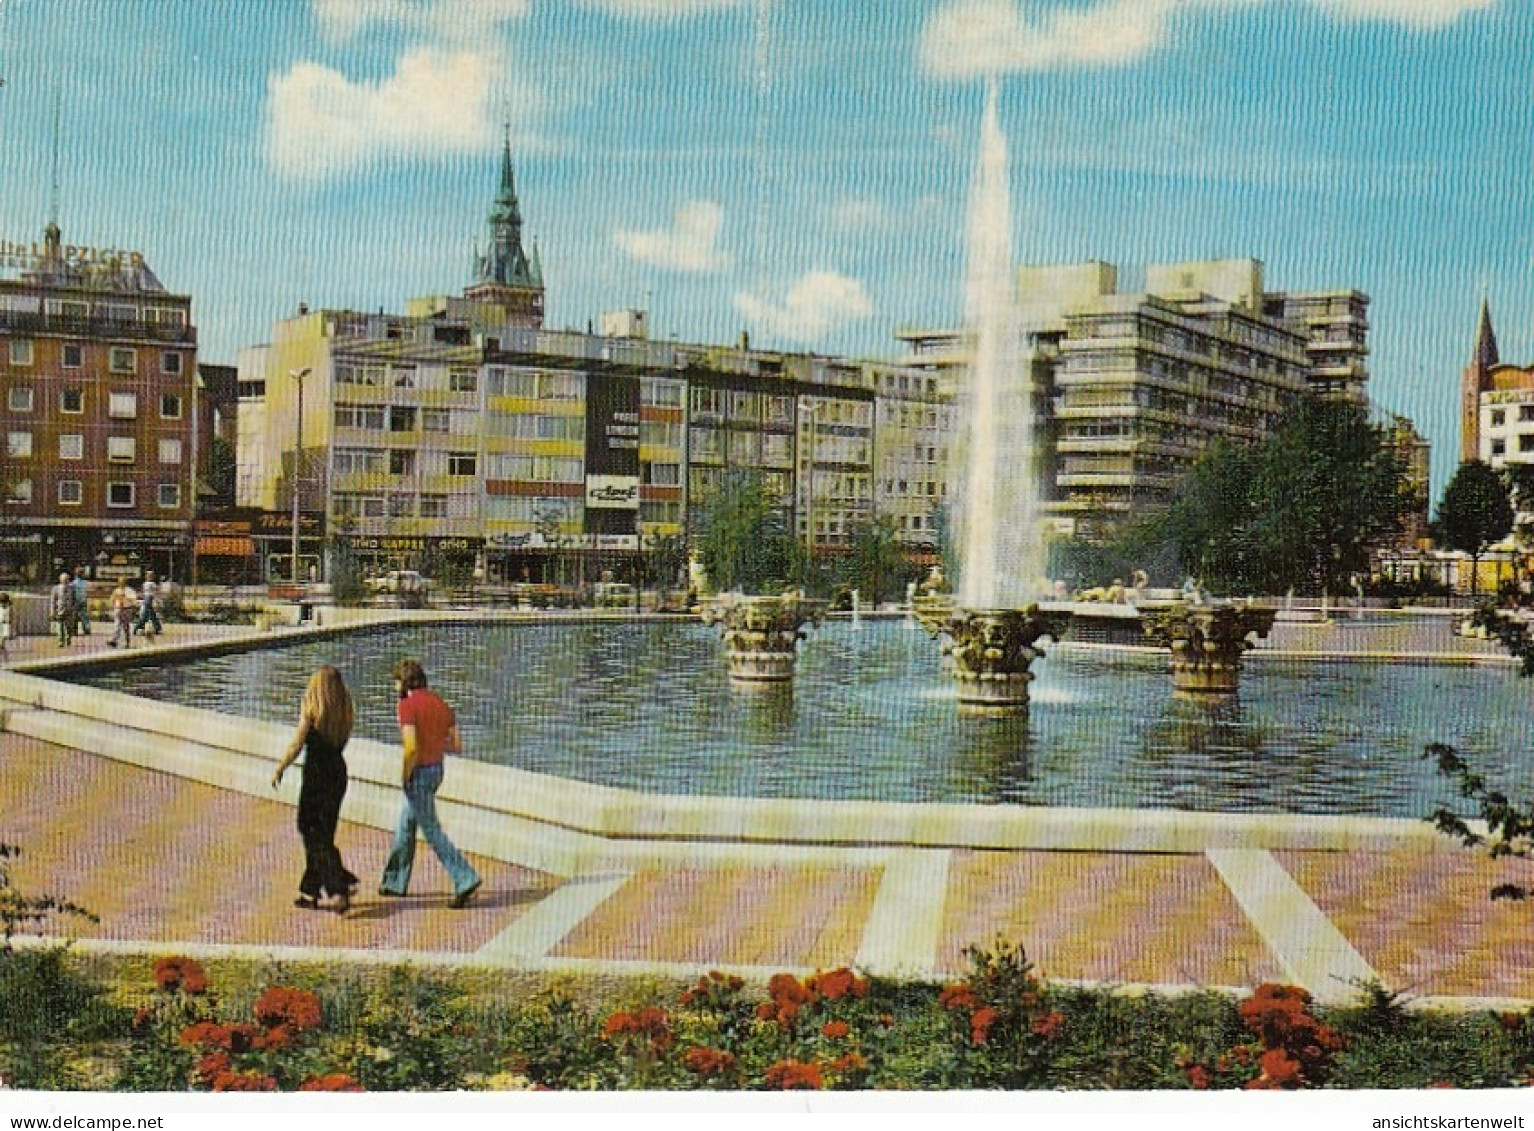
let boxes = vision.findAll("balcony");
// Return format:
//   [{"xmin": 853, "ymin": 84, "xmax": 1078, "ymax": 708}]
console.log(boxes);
[{"xmin": 0, "ymin": 309, "xmax": 196, "ymax": 344}]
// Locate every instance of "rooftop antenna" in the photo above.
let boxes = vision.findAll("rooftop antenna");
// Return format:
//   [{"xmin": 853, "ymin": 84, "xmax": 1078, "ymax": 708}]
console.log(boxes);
[{"xmin": 49, "ymin": 71, "xmax": 61, "ymax": 228}]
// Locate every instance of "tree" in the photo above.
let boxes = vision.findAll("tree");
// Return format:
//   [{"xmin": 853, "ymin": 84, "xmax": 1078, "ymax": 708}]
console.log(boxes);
[
  {"xmin": 1153, "ymin": 400, "xmax": 1410, "ymax": 596},
  {"xmin": 694, "ymin": 470, "xmax": 797, "ymax": 594},
  {"xmin": 1436, "ymin": 460, "xmax": 1513, "ymax": 596},
  {"xmin": 838, "ymin": 516, "xmax": 910, "ymax": 605},
  {"xmin": 642, "ymin": 531, "xmax": 688, "ymax": 604},
  {"xmin": 326, "ymin": 515, "xmax": 366, "ymax": 604}
]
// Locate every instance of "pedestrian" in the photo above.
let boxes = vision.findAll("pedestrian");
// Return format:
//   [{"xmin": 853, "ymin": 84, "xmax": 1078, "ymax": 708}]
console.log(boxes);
[
  {"xmin": 0, "ymin": 593, "xmax": 11, "ymax": 662},
  {"xmin": 271, "ymin": 666, "xmax": 359, "ymax": 913},
  {"xmin": 72, "ymin": 566, "xmax": 91, "ymax": 637},
  {"xmin": 108, "ymin": 579, "xmax": 136, "ymax": 648},
  {"xmin": 377, "ymin": 659, "xmax": 482, "ymax": 908},
  {"xmin": 50, "ymin": 573, "xmax": 76, "ymax": 648},
  {"xmin": 134, "ymin": 570, "xmax": 163, "ymax": 640}
]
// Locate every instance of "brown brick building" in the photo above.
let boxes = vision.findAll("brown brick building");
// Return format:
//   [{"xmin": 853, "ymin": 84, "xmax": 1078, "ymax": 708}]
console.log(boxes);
[{"xmin": 0, "ymin": 221, "xmax": 197, "ymax": 582}]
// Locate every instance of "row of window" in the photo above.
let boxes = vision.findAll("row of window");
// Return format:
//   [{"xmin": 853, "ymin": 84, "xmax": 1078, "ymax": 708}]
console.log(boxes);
[
  {"xmin": 8, "ymin": 339, "xmax": 184, "ymax": 375},
  {"xmin": 336, "ymin": 364, "xmax": 480, "ymax": 393},
  {"xmin": 6, "ymin": 432, "xmax": 181, "ymax": 464},
  {"xmin": 1488, "ymin": 407, "xmax": 1534, "ymax": 428},
  {"xmin": 333, "ymin": 493, "xmax": 457, "ymax": 519},
  {"xmin": 1489, "ymin": 436, "xmax": 1534, "ymax": 457},
  {"xmin": 0, "ymin": 296, "xmax": 187, "ymax": 326},
  {"xmin": 8, "ymin": 387, "xmax": 183, "ymax": 418},
  {"xmin": 485, "ymin": 368, "xmax": 584, "ymax": 401},
  {"xmin": 4, "ymin": 480, "xmax": 180, "ymax": 508}
]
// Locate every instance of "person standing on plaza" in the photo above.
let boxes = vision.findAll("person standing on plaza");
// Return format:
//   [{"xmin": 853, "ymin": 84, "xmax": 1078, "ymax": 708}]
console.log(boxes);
[
  {"xmin": 71, "ymin": 567, "xmax": 91, "ymax": 637},
  {"xmin": 50, "ymin": 573, "xmax": 76, "ymax": 648},
  {"xmin": 378, "ymin": 659, "xmax": 482, "ymax": 908},
  {"xmin": 271, "ymin": 666, "xmax": 359, "ymax": 913},
  {"xmin": 108, "ymin": 579, "xmax": 136, "ymax": 648},
  {"xmin": 0, "ymin": 593, "xmax": 11, "ymax": 662},
  {"xmin": 134, "ymin": 570, "xmax": 163, "ymax": 640}
]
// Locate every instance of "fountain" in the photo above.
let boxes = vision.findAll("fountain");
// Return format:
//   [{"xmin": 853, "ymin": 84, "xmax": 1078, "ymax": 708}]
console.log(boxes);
[
  {"xmin": 922, "ymin": 82, "xmax": 1067, "ymax": 715},
  {"xmin": 699, "ymin": 591, "xmax": 825, "ymax": 686},
  {"xmin": 1140, "ymin": 602, "xmax": 1277, "ymax": 696}
]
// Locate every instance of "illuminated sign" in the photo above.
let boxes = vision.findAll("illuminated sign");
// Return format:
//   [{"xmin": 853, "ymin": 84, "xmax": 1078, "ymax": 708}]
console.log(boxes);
[{"xmin": 585, "ymin": 475, "xmax": 640, "ymax": 510}]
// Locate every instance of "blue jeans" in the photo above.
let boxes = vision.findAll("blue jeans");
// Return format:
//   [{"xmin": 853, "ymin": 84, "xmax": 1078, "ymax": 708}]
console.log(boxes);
[
  {"xmin": 133, "ymin": 601, "xmax": 162, "ymax": 634},
  {"xmin": 379, "ymin": 763, "xmax": 480, "ymax": 897}
]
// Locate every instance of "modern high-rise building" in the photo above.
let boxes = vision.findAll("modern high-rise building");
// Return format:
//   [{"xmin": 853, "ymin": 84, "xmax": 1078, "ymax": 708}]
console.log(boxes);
[
  {"xmin": 901, "ymin": 259, "xmax": 1379, "ymax": 541},
  {"xmin": 236, "ymin": 151, "xmax": 950, "ymax": 584},
  {"xmin": 0, "ymin": 221, "xmax": 198, "ymax": 581}
]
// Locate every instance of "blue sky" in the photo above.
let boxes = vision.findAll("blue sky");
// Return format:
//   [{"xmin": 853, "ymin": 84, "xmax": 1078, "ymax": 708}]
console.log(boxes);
[{"xmin": 0, "ymin": 0, "xmax": 1526, "ymax": 499}]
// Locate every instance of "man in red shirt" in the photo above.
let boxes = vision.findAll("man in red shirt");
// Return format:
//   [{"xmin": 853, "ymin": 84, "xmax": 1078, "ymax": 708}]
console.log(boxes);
[{"xmin": 377, "ymin": 659, "xmax": 483, "ymax": 907}]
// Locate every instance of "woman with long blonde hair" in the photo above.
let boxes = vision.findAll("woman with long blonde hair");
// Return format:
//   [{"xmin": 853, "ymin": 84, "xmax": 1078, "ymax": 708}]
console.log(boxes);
[{"xmin": 272, "ymin": 666, "xmax": 359, "ymax": 912}]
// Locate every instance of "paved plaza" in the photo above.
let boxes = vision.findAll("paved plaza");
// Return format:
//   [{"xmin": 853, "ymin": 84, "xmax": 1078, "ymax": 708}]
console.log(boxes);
[{"xmin": 2, "ymin": 608, "xmax": 1530, "ymax": 1007}]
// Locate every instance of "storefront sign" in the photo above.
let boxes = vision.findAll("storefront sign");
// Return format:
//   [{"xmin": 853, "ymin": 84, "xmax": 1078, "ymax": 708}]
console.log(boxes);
[
  {"xmin": 341, "ymin": 535, "xmax": 481, "ymax": 553},
  {"xmin": 0, "ymin": 239, "xmax": 145, "ymax": 272}
]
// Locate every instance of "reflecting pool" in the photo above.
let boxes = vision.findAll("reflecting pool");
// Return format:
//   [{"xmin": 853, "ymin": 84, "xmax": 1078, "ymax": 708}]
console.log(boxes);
[{"xmin": 67, "ymin": 619, "xmax": 1534, "ymax": 818}]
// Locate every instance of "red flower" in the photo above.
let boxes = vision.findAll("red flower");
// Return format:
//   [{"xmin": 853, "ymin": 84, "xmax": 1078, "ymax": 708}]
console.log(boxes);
[
  {"xmin": 767, "ymin": 973, "xmax": 816, "ymax": 1006},
  {"xmin": 194, "ymin": 1052, "xmax": 231, "ymax": 1083},
  {"xmin": 877, "ymin": 1013, "xmax": 895, "ymax": 1029},
  {"xmin": 153, "ymin": 957, "xmax": 208, "ymax": 995},
  {"xmin": 253, "ymin": 987, "xmax": 322, "ymax": 1031},
  {"xmin": 821, "ymin": 1020, "xmax": 850, "ymax": 1039},
  {"xmin": 131, "ymin": 1007, "xmax": 153, "ymax": 1031},
  {"xmin": 600, "ymin": 1006, "xmax": 673, "ymax": 1050},
  {"xmin": 938, "ymin": 984, "xmax": 980, "ymax": 1012},
  {"xmin": 970, "ymin": 1007, "xmax": 998, "ymax": 1045},
  {"xmin": 209, "ymin": 1070, "xmax": 277, "ymax": 1092},
  {"xmin": 1502, "ymin": 1012, "xmax": 1527, "ymax": 1032},
  {"xmin": 764, "ymin": 1059, "xmax": 823, "ymax": 1091},
  {"xmin": 809, "ymin": 968, "xmax": 867, "ymax": 1001},
  {"xmin": 1258, "ymin": 1048, "xmax": 1303, "ymax": 1088},
  {"xmin": 831, "ymin": 1052, "xmax": 867, "ymax": 1075},
  {"xmin": 755, "ymin": 1002, "xmax": 777, "ymax": 1021},
  {"xmin": 1187, "ymin": 1065, "xmax": 1211, "ymax": 1090},
  {"xmin": 683, "ymin": 1047, "xmax": 736, "ymax": 1078},
  {"xmin": 1030, "ymin": 1010, "xmax": 1064, "ymax": 1040},
  {"xmin": 253, "ymin": 1024, "xmax": 295, "ymax": 1051},
  {"xmin": 300, "ymin": 1074, "xmax": 364, "ymax": 1092}
]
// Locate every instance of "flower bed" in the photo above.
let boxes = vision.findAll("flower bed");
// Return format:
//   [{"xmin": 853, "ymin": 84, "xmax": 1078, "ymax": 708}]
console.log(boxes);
[{"xmin": 4, "ymin": 941, "xmax": 1534, "ymax": 1091}]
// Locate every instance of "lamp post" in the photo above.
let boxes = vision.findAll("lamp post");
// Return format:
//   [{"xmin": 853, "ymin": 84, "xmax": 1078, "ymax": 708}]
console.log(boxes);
[
  {"xmin": 290, "ymin": 366, "xmax": 311, "ymax": 584},
  {"xmin": 804, "ymin": 399, "xmax": 820, "ymax": 570}
]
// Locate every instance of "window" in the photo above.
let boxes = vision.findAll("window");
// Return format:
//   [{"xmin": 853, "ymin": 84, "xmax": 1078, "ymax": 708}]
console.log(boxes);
[
  {"xmin": 332, "ymin": 447, "xmax": 386, "ymax": 474},
  {"xmin": 392, "ymin": 367, "xmax": 417, "ymax": 389},
  {"xmin": 419, "ymin": 494, "xmax": 448, "ymax": 518},
  {"xmin": 109, "ymin": 347, "xmax": 137, "ymax": 374},
  {"xmin": 8, "ymin": 340, "xmax": 33, "ymax": 366},
  {"xmin": 7, "ymin": 387, "xmax": 32, "ymax": 412},
  {"xmin": 450, "ymin": 369, "xmax": 478, "ymax": 393},
  {"xmin": 644, "ymin": 462, "xmax": 681, "ymax": 486},
  {"xmin": 161, "ymin": 351, "xmax": 182, "ymax": 375},
  {"xmin": 58, "ymin": 480, "xmax": 82, "ymax": 506},
  {"xmin": 160, "ymin": 394, "xmax": 182, "ymax": 419},
  {"xmin": 62, "ymin": 344, "xmax": 83, "ymax": 368},
  {"xmin": 422, "ymin": 409, "xmax": 450, "ymax": 433},
  {"xmin": 107, "ymin": 437, "xmax": 136, "ymax": 463},
  {"xmin": 59, "ymin": 434, "xmax": 83, "ymax": 460},
  {"xmin": 388, "ymin": 406, "xmax": 417, "ymax": 432},
  {"xmin": 6, "ymin": 479, "xmax": 31, "ymax": 504},
  {"xmin": 447, "ymin": 452, "xmax": 476, "ymax": 476},
  {"xmin": 388, "ymin": 494, "xmax": 414, "ymax": 518},
  {"xmin": 334, "ymin": 404, "xmax": 386, "ymax": 430},
  {"xmin": 1492, "ymin": 439, "xmax": 1507, "ymax": 457},
  {"xmin": 107, "ymin": 482, "xmax": 135, "ymax": 508},
  {"xmin": 1522, "ymin": 406, "xmax": 1534, "ymax": 423},
  {"xmin": 1491, "ymin": 410, "xmax": 1507, "ymax": 428},
  {"xmin": 109, "ymin": 392, "xmax": 137, "ymax": 419},
  {"xmin": 157, "ymin": 484, "xmax": 181, "ymax": 508},
  {"xmin": 6, "ymin": 431, "xmax": 31, "ymax": 458},
  {"xmin": 1520, "ymin": 434, "xmax": 1534, "ymax": 454},
  {"xmin": 60, "ymin": 388, "xmax": 83, "ymax": 414},
  {"xmin": 389, "ymin": 450, "xmax": 415, "ymax": 475},
  {"xmin": 159, "ymin": 438, "xmax": 182, "ymax": 465}
]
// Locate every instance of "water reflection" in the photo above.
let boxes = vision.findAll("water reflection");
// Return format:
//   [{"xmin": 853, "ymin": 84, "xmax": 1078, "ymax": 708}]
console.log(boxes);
[{"xmin": 67, "ymin": 620, "xmax": 1534, "ymax": 817}]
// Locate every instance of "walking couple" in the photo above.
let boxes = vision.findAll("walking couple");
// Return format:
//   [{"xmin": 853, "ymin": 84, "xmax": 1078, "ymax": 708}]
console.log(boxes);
[{"xmin": 272, "ymin": 658, "xmax": 482, "ymax": 913}]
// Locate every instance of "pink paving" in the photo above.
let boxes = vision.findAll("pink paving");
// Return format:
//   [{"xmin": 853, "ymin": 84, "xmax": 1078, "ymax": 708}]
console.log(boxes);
[
  {"xmin": 1276, "ymin": 847, "xmax": 1534, "ymax": 999},
  {"xmin": 939, "ymin": 849, "xmax": 1284, "ymax": 986},
  {"xmin": 554, "ymin": 865, "xmax": 880, "ymax": 968},
  {"xmin": 0, "ymin": 733, "xmax": 557, "ymax": 952}
]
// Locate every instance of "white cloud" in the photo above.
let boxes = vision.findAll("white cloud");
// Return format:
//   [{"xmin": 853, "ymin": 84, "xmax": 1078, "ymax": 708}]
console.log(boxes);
[
  {"xmin": 615, "ymin": 201, "xmax": 730, "ymax": 272},
  {"xmin": 265, "ymin": 48, "xmax": 504, "ymax": 180},
  {"xmin": 1307, "ymin": 0, "xmax": 1495, "ymax": 27},
  {"xmin": 574, "ymin": 0, "xmax": 746, "ymax": 19},
  {"xmin": 313, "ymin": 0, "xmax": 529, "ymax": 43},
  {"xmin": 829, "ymin": 196, "xmax": 893, "ymax": 234},
  {"xmin": 919, "ymin": 0, "xmax": 1495, "ymax": 78},
  {"xmin": 734, "ymin": 270, "xmax": 874, "ymax": 345}
]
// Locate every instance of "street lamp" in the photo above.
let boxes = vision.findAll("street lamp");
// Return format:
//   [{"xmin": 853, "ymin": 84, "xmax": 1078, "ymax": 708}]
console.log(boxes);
[{"xmin": 290, "ymin": 367, "xmax": 311, "ymax": 584}]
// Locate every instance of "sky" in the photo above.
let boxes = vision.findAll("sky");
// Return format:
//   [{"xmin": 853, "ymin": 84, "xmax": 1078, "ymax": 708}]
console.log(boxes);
[{"xmin": 0, "ymin": 0, "xmax": 1528, "ymax": 500}]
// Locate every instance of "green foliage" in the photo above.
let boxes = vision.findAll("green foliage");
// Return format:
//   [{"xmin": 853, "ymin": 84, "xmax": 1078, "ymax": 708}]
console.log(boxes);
[
  {"xmin": 694, "ymin": 470, "xmax": 798, "ymax": 594},
  {"xmin": 326, "ymin": 515, "xmax": 367, "ymax": 604},
  {"xmin": 1437, "ymin": 460, "xmax": 1514, "ymax": 595},
  {"xmin": 1155, "ymin": 399, "xmax": 1410, "ymax": 595},
  {"xmin": 0, "ymin": 843, "xmax": 98, "ymax": 951},
  {"xmin": 835, "ymin": 516, "xmax": 913, "ymax": 605}
]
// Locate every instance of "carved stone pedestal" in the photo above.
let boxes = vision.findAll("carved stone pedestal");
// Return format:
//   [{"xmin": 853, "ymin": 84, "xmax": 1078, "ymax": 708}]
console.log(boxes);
[
  {"xmin": 700, "ymin": 593, "xmax": 826, "ymax": 686},
  {"xmin": 1141, "ymin": 602, "xmax": 1276, "ymax": 695},
  {"xmin": 915, "ymin": 600, "xmax": 1070, "ymax": 715}
]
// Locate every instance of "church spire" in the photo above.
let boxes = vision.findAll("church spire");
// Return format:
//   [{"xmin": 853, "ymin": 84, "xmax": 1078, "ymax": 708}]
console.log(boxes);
[
  {"xmin": 463, "ymin": 125, "xmax": 544, "ymax": 328},
  {"xmin": 1474, "ymin": 297, "xmax": 1500, "ymax": 369}
]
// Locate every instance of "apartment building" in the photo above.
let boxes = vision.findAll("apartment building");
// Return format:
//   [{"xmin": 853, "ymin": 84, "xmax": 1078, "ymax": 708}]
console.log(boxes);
[{"xmin": 0, "ymin": 221, "xmax": 197, "ymax": 581}]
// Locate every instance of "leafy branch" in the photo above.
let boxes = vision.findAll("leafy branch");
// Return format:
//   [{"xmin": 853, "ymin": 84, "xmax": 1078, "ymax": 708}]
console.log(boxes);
[{"xmin": 0, "ymin": 843, "xmax": 99, "ymax": 951}]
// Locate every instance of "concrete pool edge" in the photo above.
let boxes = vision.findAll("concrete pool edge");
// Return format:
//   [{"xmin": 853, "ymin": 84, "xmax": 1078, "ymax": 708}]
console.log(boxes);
[{"xmin": 0, "ymin": 666, "xmax": 1454, "ymax": 878}]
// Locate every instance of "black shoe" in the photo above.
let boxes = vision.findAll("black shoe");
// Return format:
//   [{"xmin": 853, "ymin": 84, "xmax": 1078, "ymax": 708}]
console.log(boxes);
[
  {"xmin": 450, "ymin": 880, "xmax": 482, "ymax": 909},
  {"xmin": 294, "ymin": 895, "xmax": 319, "ymax": 910},
  {"xmin": 333, "ymin": 891, "xmax": 351, "ymax": 914}
]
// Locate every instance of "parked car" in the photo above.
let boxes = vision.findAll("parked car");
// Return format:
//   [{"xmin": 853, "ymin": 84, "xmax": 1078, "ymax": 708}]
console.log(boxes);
[
  {"xmin": 366, "ymin": 570, "xmax": 428, "ymax": 595},
  {"xmin": 593, "ymin": 581, "xmax": 636, "ymax": 607}
]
